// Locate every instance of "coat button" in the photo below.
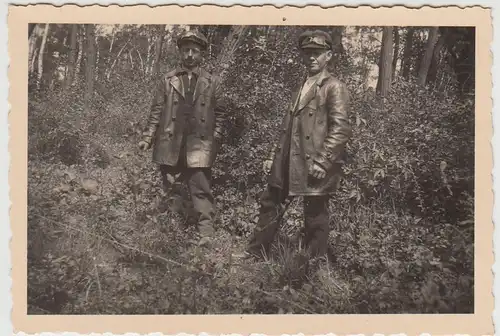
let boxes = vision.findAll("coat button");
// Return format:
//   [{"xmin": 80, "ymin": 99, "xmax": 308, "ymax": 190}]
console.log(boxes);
[
  {"xmin": 172, "ymin": 116, "xmax": 176, "ymax": 121},
  {"xmin": 201, "ymin": 117, "xmax": 205, "ymax": 122},
  {"xmin": 306, "ymin": 154, "xmax": 310, "ymax": 159},
  {"xmin": 306, "ymin": 135, "xmax": 310, "ymax": 140},
  {"xmin": 309, "ymin": 112, "xmax": 313, "ymax": 116}
]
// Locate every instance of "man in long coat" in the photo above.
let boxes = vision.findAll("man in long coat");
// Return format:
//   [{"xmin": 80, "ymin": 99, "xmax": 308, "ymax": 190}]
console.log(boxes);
[
  {"xmin": 237, "ymin": 30, "xmax": 352, "ymax": 261},
  {"xmin": 138, "ymin": 30, "xmax": 226, "ymax": 244}
]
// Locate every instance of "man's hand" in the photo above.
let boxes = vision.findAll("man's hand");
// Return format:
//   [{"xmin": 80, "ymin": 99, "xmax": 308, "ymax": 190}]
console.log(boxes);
[
  {"xmin": 263, "ymin": 160, "xmax": 273, "ymax": 174},
  {"xmin": 138, "ymin": 140, "xmax": 151, "ymax": 151},
  {"xmin": 309, "ymin": 162, "xmax": 326, "ymax": 180}
]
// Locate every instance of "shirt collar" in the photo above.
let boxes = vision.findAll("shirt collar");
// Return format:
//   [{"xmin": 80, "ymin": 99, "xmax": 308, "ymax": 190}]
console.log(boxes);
[
  {"xmin": 306, "ymin": 71, "xmax": 323, "ymax": 82},
  {"xmin": 177, "ymin": 66, "xmax": 200, "ymax": 77}
]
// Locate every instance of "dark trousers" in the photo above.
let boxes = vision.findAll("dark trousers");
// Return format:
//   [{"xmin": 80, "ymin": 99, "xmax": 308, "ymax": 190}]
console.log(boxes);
[
  {"xmin": 159, "ymin": 162, "xmax": 215, "ymax": 237},
  {"xmin": 247, "ymin": 185, "xmax": 330, "ymax": 259}
]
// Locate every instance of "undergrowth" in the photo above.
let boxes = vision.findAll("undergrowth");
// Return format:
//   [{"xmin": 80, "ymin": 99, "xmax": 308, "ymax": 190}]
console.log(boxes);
[{"xmin": 27, "ymin": 70, "xmax": 473, "ymax": 314}]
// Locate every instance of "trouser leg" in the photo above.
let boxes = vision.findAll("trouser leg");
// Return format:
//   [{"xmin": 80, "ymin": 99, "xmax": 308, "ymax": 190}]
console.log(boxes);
[
  {"xmin": 185, "ymin": 168, "xmax": 215, "ymax": 237},
  {"xmin": 246, "ymin": 186, "xmax": 287, "ymax": 257},
  {"xmin": 159, "ymin": 164, "xmax": 186, "ymax": 213},
  {"xmin": 303, "ymin": 195, "xmax": 330, "ymax": 258}
]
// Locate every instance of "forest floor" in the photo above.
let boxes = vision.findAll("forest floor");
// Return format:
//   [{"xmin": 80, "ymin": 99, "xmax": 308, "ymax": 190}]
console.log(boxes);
[
  {"xmin": 26, "ymin": 81, "xmax": 474, "ymax": 315},
  {"xmin": 27, "ymin": 139, "xmax": 474, "ymax": 315}
]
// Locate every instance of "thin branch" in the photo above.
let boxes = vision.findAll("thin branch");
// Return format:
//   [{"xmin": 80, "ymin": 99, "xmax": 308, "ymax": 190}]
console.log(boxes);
[
  {"xmin": 106, "ymin": 40, "xmax": 130, "ymax": 80},
  {"xmin": 32, "ymin": 213, "xmax": 213, "ymax": 277}
]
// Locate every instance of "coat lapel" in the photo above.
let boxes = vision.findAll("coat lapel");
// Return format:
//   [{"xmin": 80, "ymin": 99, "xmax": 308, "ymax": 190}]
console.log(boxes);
[
  {"xmin": 294, "ymin": 69, "xmax": 330, "ymax": 113},
  {"xmin": 169, "ymin": 75, "xmax": 184, "ymax": 99},
  {"xmin": 193, "ymin": 71, "xmax": 210, "ymax": 102},
  {"xmin": 295, "ymin": 83, "xmax": 317, "ymax": 113}
]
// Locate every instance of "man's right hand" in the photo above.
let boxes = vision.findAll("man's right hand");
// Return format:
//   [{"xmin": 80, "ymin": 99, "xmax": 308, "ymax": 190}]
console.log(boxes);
[
  {"xmin": 263, "ymin": 160, "xmax": 273, "ymax": 174},
  {"xmin": 138, "ymin": 140, "xmax": 151, "ymax": 151}
]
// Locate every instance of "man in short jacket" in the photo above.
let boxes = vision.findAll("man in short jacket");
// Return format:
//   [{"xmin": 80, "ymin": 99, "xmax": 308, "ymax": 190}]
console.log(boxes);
[
  {"xmin": 138, "ymin": 30, "xmax": 226, "ymax": 244},
  {"xmin": 236, "ymin": 30, "xmax": 352, "ymax": 262}
]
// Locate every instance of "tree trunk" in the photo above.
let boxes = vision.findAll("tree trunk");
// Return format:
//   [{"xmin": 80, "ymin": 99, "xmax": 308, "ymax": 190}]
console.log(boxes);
[
  {"xmin": 28, "ymin": 23, "xmax": 36, "ymax": 38},
  {"xmin": 427, "ymin": 32, "xmax": 447, "ymax": 85},
  {"xmin": 30, "ymin": 47, "xmax": 39, "ymax": 77},
  {"xmin": 145, "ymin": 27, "xmax": 153, "ymax": 76},
  {"xmin": 28, "ymin": 27, "xmax": 38, "ymax": 76},
  {"xmin": 84, "ymin": 24, "xmax": 96, "ymax": 113},
  {"xmin": 417, "ymin": 27, "xmax": 440, "ymax": 86},
  {"xmin": 401, "ymin": 27, "xmax": 415, "ymax": 79},
  {"xmin": 65, "ymin": 24, "xmax": 78, "ymax": 90},
  {"xmin": 152, "ymin": 26, "xmax": 164, "ymax": 77},
  {"xmin": 74, "ymin": 26, "xmax": 84, "ymax": 84},
  {"xmin": 109, "ymin": 27, "xmax": 115, "ymax": 53},
  {"xmin": 136, "ymin": 49, "xmax": 145, "ymax": 74},
  {"xmin": 129, "ymin": 50, "xmax": 134, "ymax": 69},
  {"xmin": 106, "ymin": 41, "xmax": 129, "ymax": 80},
  {"xmin": 391, "ymin": 27, "xmax": 400, "ymax": 80},
  {"xmin": 330, "ymin": 26, "xmax": 345, "ymax": 55},
  {"xmin": 95, "ymin": 36, "xmax": 100, "ymax": 80},
  {"xmin": 36, "ymin": 24, "xmax": 50, "ymax": 91},
  {"xmin": 376, "ymin": 27, "xmax": 394, "ymax": 97}
]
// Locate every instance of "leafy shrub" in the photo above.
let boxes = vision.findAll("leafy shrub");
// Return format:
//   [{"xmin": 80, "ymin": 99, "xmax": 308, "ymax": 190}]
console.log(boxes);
[
  {"xmin": 335, "ymin": 77, "xmax": 474, "ymax": 223},
  {"xmin": 27, "ymin": 26, "xmax": 474, "ymax": 315}
]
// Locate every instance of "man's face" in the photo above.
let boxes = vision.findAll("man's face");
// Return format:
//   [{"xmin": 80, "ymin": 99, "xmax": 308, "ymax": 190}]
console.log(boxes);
[
  {"xmin": 301, "ymin": 48, "xmax": 332, "ymax": 74},
  {"xmin": 179, "ymin": 42, "xmax": 203, "ymax": 69}
]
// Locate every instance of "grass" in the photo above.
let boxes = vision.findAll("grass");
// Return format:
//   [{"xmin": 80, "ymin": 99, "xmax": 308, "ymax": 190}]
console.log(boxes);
[
  {"xmin": 26, "ymin": 81, "xmax": 474, "ymax": 315},
  {"xmin": 27, "ymin": 154, "xmax": 473, "ymax": 315}
]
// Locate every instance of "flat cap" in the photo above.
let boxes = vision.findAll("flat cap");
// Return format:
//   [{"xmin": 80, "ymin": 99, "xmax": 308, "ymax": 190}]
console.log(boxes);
[
  {"xmin": 177, "ymin": 30, "xmax": 208, "ymax": 50},
  {"xmin": 298, "ymin": 30, "xmax": 333, "ymax": 50}
]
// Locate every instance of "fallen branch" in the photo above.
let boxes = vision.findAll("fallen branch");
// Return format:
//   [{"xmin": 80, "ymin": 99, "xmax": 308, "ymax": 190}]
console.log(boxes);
[{"xmin": 32, "ymin": 213, "xmax": 213, "ymax": 277}]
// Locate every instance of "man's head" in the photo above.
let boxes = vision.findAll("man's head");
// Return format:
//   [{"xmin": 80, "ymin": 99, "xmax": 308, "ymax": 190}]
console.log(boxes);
[
  {"xmin": 177, "ymin": 30, "xmax": 208, "ymax": 69},
  {"xmin": 298, "ymin": 30, "xmax": 333, "ymax": 75}
]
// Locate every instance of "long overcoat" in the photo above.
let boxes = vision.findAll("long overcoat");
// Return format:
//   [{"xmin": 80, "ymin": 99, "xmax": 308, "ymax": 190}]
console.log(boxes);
[
  {"xmin": 267, "ymin": 69, "xmax": 352, "ymax": 196},
  {"xmin": 142, "ymin": 67, "xmax": 226, "ymax": 168}
]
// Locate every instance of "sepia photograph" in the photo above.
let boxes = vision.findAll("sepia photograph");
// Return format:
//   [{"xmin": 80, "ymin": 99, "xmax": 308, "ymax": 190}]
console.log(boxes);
[
  {"xmin": 8, "ymin": 4, "xmax": 493, "ymax": 335},
  {"xmin": 26, "ymin": 21, "xmax": 476, "ymax": 315}
]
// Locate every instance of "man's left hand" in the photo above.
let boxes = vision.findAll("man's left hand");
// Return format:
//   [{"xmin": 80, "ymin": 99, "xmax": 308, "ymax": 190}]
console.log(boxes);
[{"xmin": 309, "ymin": 162, "xmax": 326, "ymax": 180}]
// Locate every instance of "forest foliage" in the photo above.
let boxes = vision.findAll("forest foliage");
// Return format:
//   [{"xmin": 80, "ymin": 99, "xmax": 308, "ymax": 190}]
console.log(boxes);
[{"xmin": 27, "ymin": 24, "xmax": 474, "ymax": 314}]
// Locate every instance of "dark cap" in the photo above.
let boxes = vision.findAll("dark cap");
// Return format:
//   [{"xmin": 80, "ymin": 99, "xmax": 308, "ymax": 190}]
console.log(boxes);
[
  {"xmin": 298, "ymin": 30, "xmax": 333, "ymax": 50},
  {"xmin": 177, "ymin": 30, "xmax": 208, "ymax": 50}
]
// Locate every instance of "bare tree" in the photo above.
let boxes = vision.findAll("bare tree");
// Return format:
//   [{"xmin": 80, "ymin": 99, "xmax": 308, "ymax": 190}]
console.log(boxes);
[
  {"xmin": 417, "ymin": 27, "xmax": 440, "ymax": 86},
  {"xmin": 401, "ymin": 27, "xmax": 415, "ymax": 79},
  {"xmin": 106, "ymin": 40, "xmax": 129, "ymax": 80},
  {"xmin": 152, "ymin": 25, "xmax": 165, "ymax": 77},
  {"xmin": 74, "ymin": 26, "xmax": 84, "ymax": 84},
  {"xmin": 145, "ymin": 27, "xmax": 154, "ymax": 75},
  {"xmin": 427, "ymin": 30, "xmax": 447, "ymax": 85},
  {"xmin": 84, "ymin": 24, "xmax": 96, "ymax": 113},
  {"xmin": 28, "ymin": 23, "xmax": 36, "ymax": 38},
  {"xmin": 391, "ymin": 27, "xmax": 400, "ymax": 80},
  {"xmin": 376, "ymin": 26, "xmax": 394, "ymax": 97},
  {"xmin": 28, "ymin": 25, "xmax": 38, "ymax": 76},
  {"xmin": 36, "ymin": 24, "xmax": 50, "ymax": 91},
  {"xmin": 65, "ymin": 25, "xmax": 78, "ymax": 90},
  {"xmin": 95, "ymin": 35, "xmax": 100, "ymax": 80}
]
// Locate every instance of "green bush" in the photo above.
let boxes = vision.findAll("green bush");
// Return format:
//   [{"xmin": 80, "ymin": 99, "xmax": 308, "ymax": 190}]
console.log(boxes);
[{"xmin": 27, "ymin": 27, "xmax": 474, "ymax": 314}]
